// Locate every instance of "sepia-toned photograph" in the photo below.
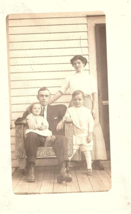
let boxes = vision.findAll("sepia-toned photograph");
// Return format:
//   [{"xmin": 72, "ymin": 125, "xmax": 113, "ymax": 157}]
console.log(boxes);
[{"xmin": 7, "ymin": 11, "xmax": 111, "ymax": 194}]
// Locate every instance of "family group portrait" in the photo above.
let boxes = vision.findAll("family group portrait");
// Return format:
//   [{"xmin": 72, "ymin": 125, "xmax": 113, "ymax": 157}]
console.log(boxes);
[{"xmin": 7, "ymin": 11, "xmax": 111, "ymax": 194}]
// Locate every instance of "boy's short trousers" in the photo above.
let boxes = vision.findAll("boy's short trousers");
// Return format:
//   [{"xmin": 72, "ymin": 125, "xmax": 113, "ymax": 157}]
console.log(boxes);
[{"xmin": 73, "ymin": 135, "xmax": 93, "ymax": 152}]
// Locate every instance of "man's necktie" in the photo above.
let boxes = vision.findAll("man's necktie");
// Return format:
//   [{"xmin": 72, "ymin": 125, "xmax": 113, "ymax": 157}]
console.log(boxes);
[{"xmin": 42, "ymin": 106, "xmax": 45, "ymax": 117}]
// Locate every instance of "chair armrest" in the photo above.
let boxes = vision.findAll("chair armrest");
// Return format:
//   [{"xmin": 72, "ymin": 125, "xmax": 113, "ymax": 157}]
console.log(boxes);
[
  {"xmin": 15, "ymin": 117, "xmax": 27, "ymax": 125},
  {"xmin": 65, "ymin": 122, "xmax": 73, "ymax": 157},
  {"xmin": 15, "ymin": 118, "xmax": 27, "ymax": 169}
]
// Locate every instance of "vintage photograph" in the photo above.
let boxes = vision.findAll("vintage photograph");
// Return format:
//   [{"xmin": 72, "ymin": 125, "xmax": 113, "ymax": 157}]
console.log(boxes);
[{"xmin": 7, "ymin": 11, "xmax": 111, "ymax": 194}]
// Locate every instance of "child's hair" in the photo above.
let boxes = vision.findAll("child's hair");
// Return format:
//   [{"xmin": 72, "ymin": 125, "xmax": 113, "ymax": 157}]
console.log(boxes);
[
  {"xmin": 29, "ymin": 102, "xmax": 42, "ymax": 114},
  {"xmin": 72, "ymin": 90, "xmax": 84, "ymax": 98}
]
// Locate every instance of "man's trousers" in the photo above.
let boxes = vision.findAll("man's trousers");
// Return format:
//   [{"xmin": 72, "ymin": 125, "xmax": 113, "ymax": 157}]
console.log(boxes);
[{"xmin": 25, "ymin": 132, "xmax": 68, "ymax": 165}]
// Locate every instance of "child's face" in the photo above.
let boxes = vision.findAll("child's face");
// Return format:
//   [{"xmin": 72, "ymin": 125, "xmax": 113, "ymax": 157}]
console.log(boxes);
[
  {"xmin": 72, "ymin": 94, "xmax": 84, "ymax": 107},
  {"xmin": 32, "ymin": 104, "xmax": 41, "ymax": 116}
]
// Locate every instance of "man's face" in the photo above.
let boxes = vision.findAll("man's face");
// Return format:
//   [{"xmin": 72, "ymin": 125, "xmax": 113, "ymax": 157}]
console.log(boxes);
[{"xmin": 37, "ymin": 90, "xmax": 51, "ymax": 106}]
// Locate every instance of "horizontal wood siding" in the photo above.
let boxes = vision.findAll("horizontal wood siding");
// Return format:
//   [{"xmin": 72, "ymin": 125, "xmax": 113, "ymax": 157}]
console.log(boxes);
[{"xmin": 7, "ymin": 13, "xmax": 89, "ymax": 167}]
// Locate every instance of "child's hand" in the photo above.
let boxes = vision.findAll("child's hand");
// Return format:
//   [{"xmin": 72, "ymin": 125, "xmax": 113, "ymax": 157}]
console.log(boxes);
[
  {"xmin": 38, "ymin": 125, "xmax": 47, "ymax": 130},
  {"xmin": 87, "ymin": 133, "xmax": 92, "ymax": 143}
]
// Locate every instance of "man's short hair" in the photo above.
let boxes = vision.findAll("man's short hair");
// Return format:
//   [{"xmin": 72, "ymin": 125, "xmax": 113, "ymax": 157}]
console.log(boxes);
[
  {"xmin": 72, "ymin": 90, "xmax": 84, "ymax": 98},
  {"xmin": 38, "ymin": 87, "xmax": 51, "ymax": 95}
]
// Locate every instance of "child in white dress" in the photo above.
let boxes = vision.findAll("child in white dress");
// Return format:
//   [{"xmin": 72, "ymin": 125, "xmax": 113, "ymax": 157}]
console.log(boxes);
[
  {"xmin": 25, "ymin": 102, "xmax": 55, "ymax": 145},
  {"xmin": 63, "ymin": 90, "xmax": 94, "ymax": 175}
]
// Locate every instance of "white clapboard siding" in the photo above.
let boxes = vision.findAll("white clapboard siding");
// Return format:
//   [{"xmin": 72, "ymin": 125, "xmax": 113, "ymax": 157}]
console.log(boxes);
[
  {"xmin": 11, "ymin": 144, "xmax": 15, "ymax": 151},
  {"xmin": 11, "ymin": 136, "xmax": 15, "ymax": 145},
  {"xmin": 10, "ymin": 71, "xmax": 75, "ymax": 81},
  {"xmin": 9, "ymin": 25, "xmax": 87, "ymax": 34},
  {"xmin": 9, "ymin": 32, "xmax": 88, "ymax": 42},
  {"xmin": 11, "ymin": 87, "xmax": 71, "ymax": 96},
  {"xmin": 10, "ymin": 47, "xmax": 89, "ymax": 58},
  {"xmin": 10, "ymin": 128, "xmax": 15, "ymax": 136},
  {"xmin": 11, "ymin": 79, "xmax": 66, "ymax": 89},
  {"xmin": 12, "ymin": 102, "xmax": 69, "ymax": 112},
  {"xmin": 8, "ymin": 11, "xmax": 103, "ymax": 19},
  {"xmin": 7, "ymin": 13, "xmax": 90, "ymax": 167},
  {"xmin": 9, "ymin": 17, "xmax": 87, "ymax": 26},
  {"xmin": 10, "ymin": 64, "xmax": 89, "ymax": 73},
  {"xmin": 10, "ymin": 55, "xmax": 89, "ymax": 66},
  {"xmin": 9, "ymin": 40, "xmax": 88, "ymax": 50},
  {"xmin": 11, "ymin": 94, "xmax": 71, "ymax": 105}
]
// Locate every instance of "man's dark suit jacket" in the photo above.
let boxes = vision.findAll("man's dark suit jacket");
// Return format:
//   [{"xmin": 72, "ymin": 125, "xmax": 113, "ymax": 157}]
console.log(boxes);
[{"xmin": 22, "ymin": 104, "xmax": 67, "ymax": 136}]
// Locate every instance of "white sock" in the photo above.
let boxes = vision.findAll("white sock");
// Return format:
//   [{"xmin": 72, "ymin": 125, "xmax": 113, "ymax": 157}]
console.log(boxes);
[{"xmin": 84, "ymin": 151, "xmax": 92, "ymax": 170}]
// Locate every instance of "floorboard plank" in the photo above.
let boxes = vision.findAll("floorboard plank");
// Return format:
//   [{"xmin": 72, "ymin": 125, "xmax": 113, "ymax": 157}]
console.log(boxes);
[
  {"xmin": 88, "ymin": 170, "xmax": 107, "ymax": 192},
  {"xmin": 105, "ymin": 167, "xmax": 111, "ymax": 176},
  {"xmin": 95, "ymin": 170, "xmax": 111, "ymax": 191},
  {"xmin": 40, "ymin": 166, "xmax": 54, "ymax": 194},
  {"xmin": 66, "ymin": 170, "xmax": 80, "ymax": 193},
  {"xmin": 14, "ymin": 173, "xmax": 30, "ymax": 194},
  {"xmin": 12, "ymin": 168, "xmax": 16, "ymax": 175},
  {"xmin": 103, "ymin": 163, "xmax": 111, "ymax": 176},
  {"xmin": 28, "ymin": 166, "xmax": 45, "ymax": 194},
  {"xmin": 75, "ymin": 169, "xmax": 93, "ymax": 192},
  {"xmin": 53, "ymin": 166, "xmax": 67, "ymax": 193},
  {"xmin": 12, "ymin": 168, "xmax": 23, "ymax": 190}
]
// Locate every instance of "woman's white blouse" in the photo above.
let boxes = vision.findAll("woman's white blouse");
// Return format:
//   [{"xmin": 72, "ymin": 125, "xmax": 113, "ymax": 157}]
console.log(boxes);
[{"xmin": 59, "ymin": 72, "xmax": 97, "ymax": 96}]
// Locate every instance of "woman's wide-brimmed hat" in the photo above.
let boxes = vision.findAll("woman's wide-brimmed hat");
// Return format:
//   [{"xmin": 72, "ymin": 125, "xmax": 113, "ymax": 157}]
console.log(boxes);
[{"xmin": 70, "ymin": 55, "xmax": 87, "ymax": 66}]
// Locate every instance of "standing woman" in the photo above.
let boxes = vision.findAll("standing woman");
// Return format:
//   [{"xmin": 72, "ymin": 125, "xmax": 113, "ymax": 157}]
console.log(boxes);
[{"xmin": 47, "ymin": 55, "xmax": 107, "ymax": 169}]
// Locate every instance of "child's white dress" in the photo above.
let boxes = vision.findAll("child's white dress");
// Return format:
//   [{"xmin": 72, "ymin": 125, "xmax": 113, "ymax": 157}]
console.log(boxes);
[
  {"xmin": 64, "ymin": 106, "xmax": 94, "ymax": 152},
  {"xmin": 25, "ymin": 113, "xmax": 52, "ymax": 137}
]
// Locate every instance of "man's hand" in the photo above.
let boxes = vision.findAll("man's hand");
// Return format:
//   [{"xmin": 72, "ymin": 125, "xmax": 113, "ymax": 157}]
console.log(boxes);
[
  {"xmin": 87, "ymin": 133, "xmax": 92, "ymax": 143},
  {"xmin": 56, "ymin": 120, "xmax": 64, "ymax": 131},
  {"xmin": 64, "ymin": 118, "xmax": 72, "ymax": 123},
  {"xmin": 28, "ymin": 122, "xmax": 38, "ymax": 130},
  {"xmin": 91, "ymin": 109, "xmax": 97, "ymax": 119}
]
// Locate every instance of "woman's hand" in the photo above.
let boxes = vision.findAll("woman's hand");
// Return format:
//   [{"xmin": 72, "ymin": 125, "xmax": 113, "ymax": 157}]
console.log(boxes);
[
  {"xmin": 91, "ymin": 109, "xmax": 97, "ymax": 119},
  {"xmin": 56, "ymin": 120, "xmax": 64, "ymax": 131},
  {"xmin": 87, "ymin": 133, "xmax": 92, "ymax": 143}
]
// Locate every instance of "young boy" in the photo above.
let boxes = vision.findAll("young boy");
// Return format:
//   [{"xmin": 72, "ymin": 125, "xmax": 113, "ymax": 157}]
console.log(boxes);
[{"xmin": 62, "ymin": 90, "xmax": 94, "ymax": 175}]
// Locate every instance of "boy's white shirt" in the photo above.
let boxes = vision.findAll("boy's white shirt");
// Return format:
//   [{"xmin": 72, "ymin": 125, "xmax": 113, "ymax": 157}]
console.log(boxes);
[{"xmin": 64, "ymin": 106, "xmax": 94, "ymax": 136}]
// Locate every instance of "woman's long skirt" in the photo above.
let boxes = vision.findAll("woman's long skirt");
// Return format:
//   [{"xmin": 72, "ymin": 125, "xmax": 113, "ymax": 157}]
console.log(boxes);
[{"xmin": 69, "ymin": 96, "xmax": 107, "ymax": 161}]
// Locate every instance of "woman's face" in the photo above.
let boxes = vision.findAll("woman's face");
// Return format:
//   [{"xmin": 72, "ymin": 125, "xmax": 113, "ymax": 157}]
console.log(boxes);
[{"xmin": 72, "ymin": 59, "xmax": 85, "ymax": 73}]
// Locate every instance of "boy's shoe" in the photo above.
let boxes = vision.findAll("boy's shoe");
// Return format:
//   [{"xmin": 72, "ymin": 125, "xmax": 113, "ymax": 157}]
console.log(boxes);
[{"xmin": 87, "ymin": 169, "xmax": 93, "ymax": 176}]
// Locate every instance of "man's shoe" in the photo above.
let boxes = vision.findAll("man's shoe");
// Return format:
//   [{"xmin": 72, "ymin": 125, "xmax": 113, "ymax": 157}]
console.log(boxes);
[
  {"xmin": 57, "ymin": 171, "xmax": 72, "ymax": 183},
  {"xmin": 22, "ymin": 168, "xmax": 28, "ymax": 175},
  {"xmin": 28, "ymin": 163, "xmax": 35, "ymax": 182}
]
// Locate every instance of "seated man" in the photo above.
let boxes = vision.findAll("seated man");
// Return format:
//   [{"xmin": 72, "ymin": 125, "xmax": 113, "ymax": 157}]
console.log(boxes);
[{"xmin": 23, "ymin": 87, "xmax": 72, "ymax": 183}]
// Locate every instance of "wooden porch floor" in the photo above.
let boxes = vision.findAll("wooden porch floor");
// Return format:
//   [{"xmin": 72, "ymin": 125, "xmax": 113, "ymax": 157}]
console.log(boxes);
[{"xmin": 12, "ymin": 161, "xmax": 111, "ymax": 194}]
